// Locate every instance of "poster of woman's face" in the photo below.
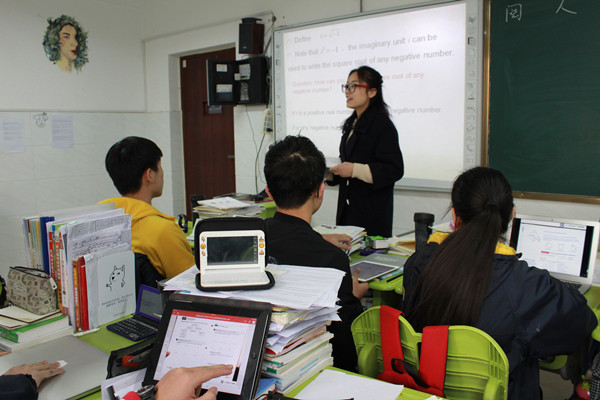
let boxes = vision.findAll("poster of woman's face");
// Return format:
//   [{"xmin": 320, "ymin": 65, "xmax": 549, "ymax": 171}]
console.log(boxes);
[{"xmin": 42, "ymin": 15, "xmax": 89, "ymax": 73}]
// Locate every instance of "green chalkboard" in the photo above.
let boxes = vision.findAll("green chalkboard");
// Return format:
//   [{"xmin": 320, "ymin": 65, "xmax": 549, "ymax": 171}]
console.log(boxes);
[{"xmin": 487, "ymin": 0, "xmax": 600, "ymax": 199}]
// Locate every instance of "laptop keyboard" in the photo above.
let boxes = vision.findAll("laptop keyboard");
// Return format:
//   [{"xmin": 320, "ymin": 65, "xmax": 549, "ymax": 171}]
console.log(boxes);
[
  {"xmin": 562, "ymin": 281, "xmax": 582, "ymax": 291},
  {"xmin": 202, "ymin": 270, "xmax": 270, "ymax": 287},
  {"xmin": 107, "ymin": 318, "xmax": 157, "ymax": 341}
]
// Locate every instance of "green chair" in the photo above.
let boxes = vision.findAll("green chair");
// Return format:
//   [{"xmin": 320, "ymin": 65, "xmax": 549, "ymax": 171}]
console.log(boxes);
[{"xmin": 352, "ymin": 307, "xmax": 509, "ymax": 400}]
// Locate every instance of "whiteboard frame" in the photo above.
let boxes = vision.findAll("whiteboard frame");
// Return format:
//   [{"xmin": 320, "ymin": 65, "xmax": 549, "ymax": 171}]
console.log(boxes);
[{"xmin": 272, "ymin": 0, "xmax": 484, "ymax": 192}]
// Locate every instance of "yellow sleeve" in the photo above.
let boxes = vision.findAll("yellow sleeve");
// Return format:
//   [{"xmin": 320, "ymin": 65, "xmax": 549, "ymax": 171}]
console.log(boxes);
[{"xmin": 135, "ymin": 217, "xmax": 195, "ymax": 279}]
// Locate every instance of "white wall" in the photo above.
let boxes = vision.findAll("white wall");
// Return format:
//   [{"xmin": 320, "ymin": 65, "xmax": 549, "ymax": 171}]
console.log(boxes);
[
  {"xmin": 1, "ymin": 0, "xmax": 598, "ymax": 279},
  {"xmin": 1, "ymin": 0, "xmax": 151, "ymax": 278},
  {"xmin": 1, "ymin": 0, "xmax": 145, "ymax": 111}
]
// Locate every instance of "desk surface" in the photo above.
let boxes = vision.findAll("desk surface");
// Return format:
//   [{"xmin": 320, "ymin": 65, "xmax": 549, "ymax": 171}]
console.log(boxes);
[
  {"xmin": 78, "ymin": 316, "xmax": 137, "ymax": 400},
  {"xmin": 287, "ymin": 366, "xmax": 437, "ymax": 399}
]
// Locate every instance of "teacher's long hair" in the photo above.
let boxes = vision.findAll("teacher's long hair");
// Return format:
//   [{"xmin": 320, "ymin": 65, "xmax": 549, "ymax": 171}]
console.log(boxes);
[
  {"xmin": 343, "ymin": 66, "xmax": 389, "ymax": 132},
  {"xmin": 405, "ymin": 167, "xmax": 514, "ymax": 331}
]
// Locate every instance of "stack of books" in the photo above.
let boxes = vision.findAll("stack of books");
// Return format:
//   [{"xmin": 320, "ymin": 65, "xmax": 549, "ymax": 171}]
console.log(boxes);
[
  {"xmin": 22, "ymin": 204, "xmax": 136, "ymax": 332},
  {"xmin": 0, "ymin": 306, "xmax": 71, "ymax": 352},
  {"xmin": 262, "ymin": 320, "xmax": 334, "ymax": 392},
  {"xmin": 313, "ymin": 224, "xmax": 367, "ymax": 254},
  {"xmin": 193, "ymin": 196, "xmax": 265, "ymax": 219}
]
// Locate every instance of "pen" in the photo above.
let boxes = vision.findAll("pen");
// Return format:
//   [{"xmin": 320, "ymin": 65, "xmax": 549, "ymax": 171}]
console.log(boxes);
[{"xmin": 73, "ymin": 328, "xmax": 100, "ymax": 337}]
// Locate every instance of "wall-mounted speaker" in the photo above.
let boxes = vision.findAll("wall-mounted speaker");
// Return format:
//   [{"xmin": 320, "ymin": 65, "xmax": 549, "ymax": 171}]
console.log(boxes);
[{"xmin": 239, "ymin": 18, "xmax": 264, "ymax": 54}]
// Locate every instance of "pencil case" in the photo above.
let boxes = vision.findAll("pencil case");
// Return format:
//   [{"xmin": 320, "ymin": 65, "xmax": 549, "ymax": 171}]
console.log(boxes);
[{"xmin": 6, "ymin": 266, "xmax": 58, "ymax": 315}]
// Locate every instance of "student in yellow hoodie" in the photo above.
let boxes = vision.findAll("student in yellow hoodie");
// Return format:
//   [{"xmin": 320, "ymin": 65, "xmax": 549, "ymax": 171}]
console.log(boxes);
[{"xmin": 100, "ymin": 136, "xmax": 194, "ymax": 280}]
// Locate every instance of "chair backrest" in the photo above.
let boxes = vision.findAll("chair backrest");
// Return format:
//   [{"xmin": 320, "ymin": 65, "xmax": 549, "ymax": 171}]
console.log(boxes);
[
  {"xmin": 134, "ymin": 252, "xmax": 163, "ymax": 294},
  {"xmin": 190, "ymin": 194, "xmax": 205, "ymax": 225},
  {"xmin": 352, "ymin": 306, "xmax": 509, "ymax": 400}
]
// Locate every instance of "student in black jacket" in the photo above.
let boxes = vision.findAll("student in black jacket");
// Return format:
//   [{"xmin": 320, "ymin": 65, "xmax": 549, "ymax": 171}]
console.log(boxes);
[
  {"xmin": 328, "ymin": 66, "xmax": 404, "ymax": 237},
  {"xmin": 402, "ymin": 167, "xmax": 597, "ymax": 400},
  {"xmin": 0, "ymin": 359, "xmax": 64, "ymax": 400},
  {"xmin": 263, "ymin": 135, "xmax": 368, "ymax": 371}
]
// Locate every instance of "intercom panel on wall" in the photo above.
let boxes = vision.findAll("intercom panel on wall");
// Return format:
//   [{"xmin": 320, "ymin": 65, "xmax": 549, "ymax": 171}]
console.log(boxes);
[
  {"xmin": 207, "ymin": 56, "xmax": 269, "ymax": 105},
  {"xmin": 207, "ymin": 59, "xmax": 236, "ymax": 105},
  {"xmin": 236, "ymin": 56, "xmax": 269, "ymax": 105}
]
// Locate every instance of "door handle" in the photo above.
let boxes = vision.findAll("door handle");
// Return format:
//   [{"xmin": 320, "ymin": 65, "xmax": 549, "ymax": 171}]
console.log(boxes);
[{"xmin": 227, "ymin": 154, "xmax": 235, "ymax": 159}]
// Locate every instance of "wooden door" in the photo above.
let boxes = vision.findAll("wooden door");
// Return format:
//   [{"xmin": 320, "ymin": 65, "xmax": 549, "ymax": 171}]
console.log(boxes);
[{"xmin": 180, "ymin": 48, "xmax": 236, "ymax": 218}]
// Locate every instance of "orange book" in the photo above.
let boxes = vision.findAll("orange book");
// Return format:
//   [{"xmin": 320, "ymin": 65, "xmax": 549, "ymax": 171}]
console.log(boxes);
[
  {"xmin": 72, "ymin": 259, "xmax": 81, "ymax": 331},
  {"xmin": 53, "ymin": 230, "xmax": 63, "ymax": 314}
]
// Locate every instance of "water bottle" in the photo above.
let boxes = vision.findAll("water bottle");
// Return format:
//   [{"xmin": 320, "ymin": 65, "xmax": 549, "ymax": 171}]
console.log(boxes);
[{"xmin": 414, "ymin": 212, "xmax": 435, "ymax": 251}]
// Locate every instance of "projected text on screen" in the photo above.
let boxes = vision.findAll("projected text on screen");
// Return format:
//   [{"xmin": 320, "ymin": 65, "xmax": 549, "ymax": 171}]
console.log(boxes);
[{"xmin": 274, "ymin": 1, "xmax": 480, "ymax": 189}]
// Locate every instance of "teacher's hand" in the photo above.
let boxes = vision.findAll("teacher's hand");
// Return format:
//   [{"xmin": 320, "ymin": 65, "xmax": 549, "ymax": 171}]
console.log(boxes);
[{"xmin": 330, "ymin": 162, "xmax": 354, "ymax": 178}]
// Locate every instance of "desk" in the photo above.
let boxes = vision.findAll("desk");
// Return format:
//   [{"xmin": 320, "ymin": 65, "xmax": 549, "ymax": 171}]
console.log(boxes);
[
  {"xmin": 78, "ymin": 316, "xmax": 136, "ymax": 400},
  {"xmin": 287, "ymin": 366, "xmax": 438, "ymax": 399},
  {"xmin": 76, "ymin": 285, "xmax": 600, "ymax": 399}
]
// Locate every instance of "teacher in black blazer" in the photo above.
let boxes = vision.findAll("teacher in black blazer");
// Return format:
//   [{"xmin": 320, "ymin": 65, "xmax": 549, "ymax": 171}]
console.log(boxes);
[{"xmin": 328, "ymin": 66, "xmax": 404, "ymax": 237}]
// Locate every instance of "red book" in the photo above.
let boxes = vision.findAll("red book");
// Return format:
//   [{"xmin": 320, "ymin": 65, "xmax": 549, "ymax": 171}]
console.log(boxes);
[{"xmin": 79, "ymin": 258, "xmax": 89, "ymax": 331}]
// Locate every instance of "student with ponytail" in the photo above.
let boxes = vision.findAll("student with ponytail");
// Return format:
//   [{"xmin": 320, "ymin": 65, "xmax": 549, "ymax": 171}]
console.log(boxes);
[{"xmin": 403, "ymin": 167, "xmax": 597, "ymax": 400}]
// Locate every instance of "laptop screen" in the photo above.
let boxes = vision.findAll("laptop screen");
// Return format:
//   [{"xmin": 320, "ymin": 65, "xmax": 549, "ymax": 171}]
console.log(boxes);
[
  {"xmin": 207, "ymin": 235, "xmax": 259, "ymax": 266},
  {"xmin": 136, "ymin": 284, "xmax": 162, "ymax": 323},
  {"xmin": 199, "ymin": 229, "xmax": 266, "ymax": 272},
  {"xmin": 509, "ymin": 215, "xmax": 599, "ymax": 280}
]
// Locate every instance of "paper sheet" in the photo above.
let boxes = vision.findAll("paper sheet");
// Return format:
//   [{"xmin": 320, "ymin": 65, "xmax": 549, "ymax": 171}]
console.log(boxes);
[
  {"xmin": 1, "ymin": 118, "xmax": 25, "ymax": 153},
  {"xmin": 164, "ymin": 264, "xmax": 344, "ymax": 310},
  {"xmin": 101, "ymin": 368, "xmax": 146, "ymax": 400},
  {"xmin": 85, "ymin": 246, "xmax": 135, "ymax": 328},
  {"xmin": 295, "ymin": 368, "xmax": 403, "ymax": 400},
  {"xmin": 51, "ymin": 114, "xmax": 74, "ymax": 149}
]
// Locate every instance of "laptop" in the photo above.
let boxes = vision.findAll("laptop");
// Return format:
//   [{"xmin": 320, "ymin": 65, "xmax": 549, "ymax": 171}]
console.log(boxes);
[
  {"xmin": 0, "ymin": 334, "xmax": 108, "ymax": 400},
  {"xmin": 143, "ymin": 293, "xmax": 272, "ymax": 400},
  {"xmin": 106, "ymin": 284, "xmax": 162, "ymax": 341},
  {"xmin": 509, "ymin": 214, "xmax": 600, "ymax": 294}
]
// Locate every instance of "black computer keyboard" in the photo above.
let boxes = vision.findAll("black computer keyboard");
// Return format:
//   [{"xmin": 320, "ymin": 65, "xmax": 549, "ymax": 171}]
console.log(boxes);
[
  {"xmin": 563, "ymin": 281, "xmax": 582, "ymax": 290},
  {"xmin": 107, "ymin": 318, "xmax": 158, "ymax": 341}
]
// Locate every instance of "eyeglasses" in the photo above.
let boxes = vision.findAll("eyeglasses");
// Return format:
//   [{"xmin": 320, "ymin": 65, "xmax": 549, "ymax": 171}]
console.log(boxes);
[{"xmin": 341, "ymin": 83, "xmax": 369, "ymax": 93}]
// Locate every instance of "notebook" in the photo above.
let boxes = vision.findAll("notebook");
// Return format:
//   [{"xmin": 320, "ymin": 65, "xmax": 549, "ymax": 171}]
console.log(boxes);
[
  {"xmin": 143, "ymin": 293, "xmax": 272, "ymax": 400},
  {"xmin": 509, "ymin": 214, "xmax": 600, "ymax": 294},
  {"xmin": 0, "ymin": 334, "xmax": 108, "ymax": 400},
  {"xmin": 106, "ymin": 284, "xmax": 162, "ymax": 341}
]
